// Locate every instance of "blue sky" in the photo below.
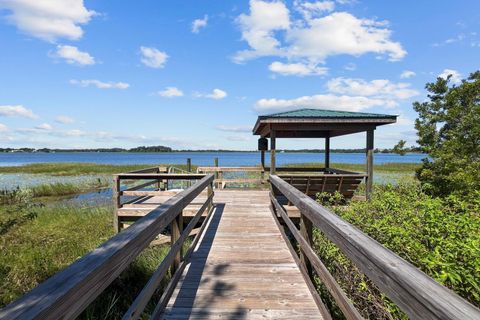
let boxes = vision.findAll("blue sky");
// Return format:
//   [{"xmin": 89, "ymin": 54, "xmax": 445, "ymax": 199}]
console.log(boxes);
[{"xmin": 0, "ymin": 0, "xmax": 479, "ymax": 150}]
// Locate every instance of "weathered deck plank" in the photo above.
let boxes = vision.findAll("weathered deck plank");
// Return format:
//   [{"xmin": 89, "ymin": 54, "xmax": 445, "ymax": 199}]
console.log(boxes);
[{"xmin": 160, "ymin": 190, "xmax": 323, "ymax": 319}]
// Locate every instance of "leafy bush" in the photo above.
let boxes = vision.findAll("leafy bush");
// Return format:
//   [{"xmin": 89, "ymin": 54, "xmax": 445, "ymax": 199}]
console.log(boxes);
[
  {"xmin": 315, "ymin": 182, "xmax": 480, "ymax": 319},
  {"xmin": 413, "ymin": 71, "xmax": 480, "ymax": 198}
]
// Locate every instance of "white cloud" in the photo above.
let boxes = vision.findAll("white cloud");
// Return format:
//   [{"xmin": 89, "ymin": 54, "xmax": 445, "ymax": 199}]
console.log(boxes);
[
  {"xmin": 192, "ymin": 15, "xmax": 208, "ymax": 33},
  {"xmin": 254, "ymin": 75, "xmax": 420, "ymax": 113},
  {"xmin": 269, "ymin": 61, "xmax": 328, "ymax": 76},
  {"xmin": 396, "ymin": 115, "xmax": 414, "ymax": 126},
  {"xmin": 438, "ymin": 69, "xmax": 462, "ymax": 84},
  {"xmin": 400, "ymin": 70, "xmax": 416, "ymax": 79},
  {"xmin": 197, "ymin": 88, "xmax": 228, "ymax": 100},
  {"xmin": 234, "ymin": 0, "xmax": 290, "ymax": 63},
  {"xmin": 0, "ymin": 0, "xmax": 96, "ymax": 42},
  {"xmin": 216, "ymin": 125, "xmax": 252, "ymax": 132},
  {"xmin": 255, "ymin": 94, "xmax": 394, "ymax": 113},
  {"xmin": 52, "ymin": 45, "xmax": 95, "ymax": 65},
  {"xmin": 327, "ymin": 77, "xmax": 419, "ymax": 99},
  {"xmin": 295, "ymin": 1, "xmax": 335, "ymax": 20},
  {"xmin": 55, "ymin": 115, "xmax": 74, "ymax": 124},
  {"xmin": 0, "ymin": 123, "xmax": 8, "ymax": 132},
  {"xmin": 35, "ymin": 123, "xmax": 53, "ymax": 130},
  {"xmin": 234, "ymin": 1, "xmax": 406, "ymax": 69},
  {"xmin": 140, "ymin": 46, "xmax": 168, "ymax": 69},
  {"xmin": 0, "ymin": 105, "xmax": 37, "ymax": 119},
  {"xmin": 226, "ymin": 135, "xmax": 251, "ymax": 141},
  {"xmin": 344, "ymin": 62, "xmax": 356, "ymax": 71},
  {"xmin": 156, "ymin": 87, "xmax": 184, "ymax": 97},
  {"xmin": 65, "ymin": 129, "xmax": 86, "ymax": 137},
  {"xmin": 69, "ymin": 79, "xmax": 130, "ymax": 89},
  {"xmin": 286, "ymin": 12, "xmax": 406, "ymax": 62}
]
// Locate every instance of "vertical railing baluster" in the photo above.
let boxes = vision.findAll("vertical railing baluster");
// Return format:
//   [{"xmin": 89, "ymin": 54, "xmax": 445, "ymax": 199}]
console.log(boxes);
[
  {"xmin": 170, "ymin": 211, "xmax": 183, "ymax": 273},
  {"xmin": 300, "ymin": 213, "xmax": 313, "ymax": 277},
  {"xmin": 113, "ymin": 175, "xmax": 121, "ymax": 233}
]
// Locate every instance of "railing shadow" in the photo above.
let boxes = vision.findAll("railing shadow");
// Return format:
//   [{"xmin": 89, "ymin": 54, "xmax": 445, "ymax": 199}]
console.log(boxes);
[{"xmin": 165, "ymin": 203, "xmax": 248, "ymax": 319}]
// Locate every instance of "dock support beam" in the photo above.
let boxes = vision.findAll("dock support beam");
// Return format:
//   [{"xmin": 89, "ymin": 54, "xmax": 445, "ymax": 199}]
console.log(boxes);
[
  {"xmin": 261, "ymin": 150, "xmax": 265, "ymax": 183},
  {"xmin": 366, "ymin": 129, "xmax": 374, "ymax": 199},
  {"xmin": 171, "ymin": 212, "xmax": 183, "ymax": 273},
  {"xmin": 270, "ymin": 128, "xmax": 276, "ymax": 175},
  {"xmin": 300, "ymin": 214, "xmax": 313, "ymax": 277},
  {"xmin": 113, "ymin": 175, "xmax": 120, "ymax": 233},
  {"xmin": 325, "ymin": 134, "xmax": 330, "ymax": 169}
]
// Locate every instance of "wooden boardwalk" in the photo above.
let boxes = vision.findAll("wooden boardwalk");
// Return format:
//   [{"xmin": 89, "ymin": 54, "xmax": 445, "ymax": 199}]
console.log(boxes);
[{"xmin": 160, "ymin": 189, "xmax": 323, "ymax": 319}]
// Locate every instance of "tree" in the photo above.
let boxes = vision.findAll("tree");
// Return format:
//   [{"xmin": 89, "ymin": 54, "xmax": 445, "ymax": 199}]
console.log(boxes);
[
  {"xmin": 413, "ymin": 71, "xmax": 480, "ymax": 197},
  {"xmin": 392, "ymin": 140, "xmax": 407, "ymax": 156}
]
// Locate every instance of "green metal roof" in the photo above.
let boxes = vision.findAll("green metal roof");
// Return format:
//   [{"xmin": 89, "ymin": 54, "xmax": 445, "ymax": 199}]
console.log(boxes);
[{"xmin": 260, "ymin": 108, "xmax": 397, "ymax": 119}]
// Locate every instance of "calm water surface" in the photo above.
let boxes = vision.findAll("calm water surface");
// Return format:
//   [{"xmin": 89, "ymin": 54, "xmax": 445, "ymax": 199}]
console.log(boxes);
[{"xmin": 0, "ymin": 152, "xmax": 424, "ymax": 167}]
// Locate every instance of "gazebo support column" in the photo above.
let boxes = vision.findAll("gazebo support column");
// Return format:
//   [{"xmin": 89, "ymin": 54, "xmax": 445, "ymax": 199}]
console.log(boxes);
[
  {"xmin": 325, "ymin": 134, "xmax": 330, "ymax": 169},
  {"xmin": 261, "ymin": 150, "xmax": 265, "ymax": 182},
  {"xmin": 270, "ymin": 129, "xmax": 276, "ymax": 175},
  {"xmin": 366, "ymin": 129, "xmax": 374, "ymax": 199}
]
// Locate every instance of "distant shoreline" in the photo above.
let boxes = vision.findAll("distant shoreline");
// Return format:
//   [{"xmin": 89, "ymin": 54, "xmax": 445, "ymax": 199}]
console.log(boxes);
[{"xmin": 0, "ymin": 149, "xmax": 423, "ymax": 154}]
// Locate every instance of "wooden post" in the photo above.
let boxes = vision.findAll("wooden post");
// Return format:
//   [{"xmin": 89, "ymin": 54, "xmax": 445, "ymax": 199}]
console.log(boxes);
[
  {"xmin": 300, "ymin": 214, "xmax": 313, "ymax": 277},
  {"xmin": 207, "ymin": 181, "xmax": 213, "ymax": 213},
  {"xmin": 170, "ymin": 212, "xmax": 183, "ymax": 273},
  {"xmin": 156, "ymin": 167, "xmax": 161, "ymax": 191},
  {"xmin": 186, "ymin": 158, "xmax": 192, "ymax": 188},
  {"xmin": 214, "ymin": 157, "xmax": 219, "ymax": 188},
  {"xmin": 366, "ymin": 129, "xmax": 374, "ymax": 199},
  {"xmin": 261, "ymin": 150, "xmax": 265, "ymax": 183},
  {"xmin": 325, "ymin": 134, "xmax": 330, "ymax": 169},
  {"xmin": 270, "ymin": 129, "xmax": 276, "ymax": 175},
  {"xmin": 113, "ymin": 175, "xmax": 121, "ymax": 233}
]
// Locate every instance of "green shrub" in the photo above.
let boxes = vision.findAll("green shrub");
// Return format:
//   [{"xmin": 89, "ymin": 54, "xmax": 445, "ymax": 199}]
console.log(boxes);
[{"xmin": 315, "ymin": 182, "xmax": 480, "ymax": 319}]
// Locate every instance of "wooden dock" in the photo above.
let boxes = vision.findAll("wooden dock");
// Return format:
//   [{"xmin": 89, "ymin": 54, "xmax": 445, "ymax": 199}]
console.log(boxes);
[
  {"xmin": 161, "ymin": 190, "xmax": 323, "ymax": 319},
  {"xmin": 2, "ymin": 172, "xmax": 479, "ymax": 320}
]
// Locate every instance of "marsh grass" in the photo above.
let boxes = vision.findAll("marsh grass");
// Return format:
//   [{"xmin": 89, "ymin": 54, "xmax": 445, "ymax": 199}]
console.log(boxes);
[
  {"xmin": 0, "ymin": 202, "xmax": 175, "ymax": 318},
  {"xmin": 0, "ymin": 163, "xmax": 196, "ymax": 176},
  {"xmin": 0, "ymin": 180, "xmax": 110, "ymax": 204},
  {"xmin": 285, "ymin": 162, "xmax": 420, "ymax": 173}
]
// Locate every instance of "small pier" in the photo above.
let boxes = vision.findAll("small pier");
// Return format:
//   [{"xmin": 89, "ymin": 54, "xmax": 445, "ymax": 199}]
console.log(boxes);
[
  {"xmin": 1, "ymin": 109, "xmax": 479, "ymax": 319},
  {"xmin": 163, "ymin": 189, "xmax": 322, "ymax": 319}
]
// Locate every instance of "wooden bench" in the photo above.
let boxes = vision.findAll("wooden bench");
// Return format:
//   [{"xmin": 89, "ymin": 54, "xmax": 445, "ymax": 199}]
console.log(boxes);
[{"xmin": 276, "ymin": 172, "xmax": 366, "ymax": 200}]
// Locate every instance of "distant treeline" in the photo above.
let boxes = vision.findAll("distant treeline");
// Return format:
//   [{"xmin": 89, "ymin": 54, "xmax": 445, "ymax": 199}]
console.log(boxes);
[{"xmin": 0, "ymin": 146, "xmax": 423, "ymax": 153}]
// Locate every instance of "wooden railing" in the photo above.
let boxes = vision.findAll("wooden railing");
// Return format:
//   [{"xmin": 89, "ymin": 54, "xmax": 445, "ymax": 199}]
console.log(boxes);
[
  {"xmin": 0, "ymin": 174, "xmax": 215, "ymax": 320},
  {"xmin": 113, "ymin": 167, "xmax": 206, "ymax": 232},
  {"xmin": 269, "ymin": 175, "xmax": 480, "ymax": 320},
  {"xmin": 197, "ymin": 166, "xmax": 265, "ymax": 188}
]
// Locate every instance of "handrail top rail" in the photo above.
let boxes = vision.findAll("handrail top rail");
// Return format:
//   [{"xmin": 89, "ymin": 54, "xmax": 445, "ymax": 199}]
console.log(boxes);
[
  {"xmin": 0, "ymin": 174, "xmax": 215, "ymax": 319},
  {"xmin": 277, "ymin": 173, "xmax": 367, "ymax": 178},
  {"xmin": 124, "ymin": 166, "xmax": 169, "ymax": 174},
  {"xmin": 269, "ymin": 175, "xmax": 480, "ymax": 320},
  {"xmin": 197, "ymin": 166, "xmax": 264, "ymax": 172},
  {"xmin": 115, "ymin": 173, "xmax": 206, "ymax": 180}
]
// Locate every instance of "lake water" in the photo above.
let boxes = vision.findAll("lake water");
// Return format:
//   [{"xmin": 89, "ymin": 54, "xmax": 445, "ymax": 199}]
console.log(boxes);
[{"xmin": 0, "ymin": 152, "xmax": 424, "ymax": 167}]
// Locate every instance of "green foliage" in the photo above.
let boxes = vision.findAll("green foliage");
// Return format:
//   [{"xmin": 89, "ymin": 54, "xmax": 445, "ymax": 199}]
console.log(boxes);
[
  {"xmin": 0, "ymin": 205, "xmax": 113, "ymax": 306},
  {"xmin": 315, "ymin": 183, "xmax": 480, "ymax": 319},
  {"xmin": 0, "ymin": 202, "xmax": 172, "ymax": 318},
  {"xmin": 413, "ymin": 71, "xmax": 480, "ymax": 198},
  {"xmin": 392, "ymin": 140, "xmax": 407, "ymax": 156}
]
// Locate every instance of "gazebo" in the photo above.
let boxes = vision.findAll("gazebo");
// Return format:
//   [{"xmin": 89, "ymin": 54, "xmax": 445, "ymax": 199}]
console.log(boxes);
[{"xmin": 253, "ymin": 108, "xmax": 397, "ymax": 198}]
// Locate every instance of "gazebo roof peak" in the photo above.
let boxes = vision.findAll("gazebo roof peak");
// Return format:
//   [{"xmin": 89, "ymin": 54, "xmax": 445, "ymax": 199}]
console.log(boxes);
[
  {"xmin": 253, "ymin": 108, "xmax": 397, "ymax": 138},
  {"xmin": 260, "ymin": 108, "xmax": 397, "ymax": 119}
]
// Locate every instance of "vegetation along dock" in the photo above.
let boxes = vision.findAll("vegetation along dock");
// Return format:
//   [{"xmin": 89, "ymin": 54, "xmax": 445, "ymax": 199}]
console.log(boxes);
[{"xmin": 1, "ymin": 110, "xmax": 479, "ymax": 319}]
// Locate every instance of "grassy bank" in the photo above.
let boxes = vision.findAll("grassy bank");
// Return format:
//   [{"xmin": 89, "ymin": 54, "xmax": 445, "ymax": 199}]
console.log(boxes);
[
  {"xmin": 0, "ymin": 180, "xmax": 109, "ymax": 205},
  {"xmin": 0, "ymin": 163, "xmax": 196, "ymax": 176},
  {"xmin": 0, "ymin": 162, "xmax": 417, "ymax": 176},
  {"xmin": 286, "ymin": 162, "xmax": 420, "ymax": 173},
  {"xmin": 314, "ymin": 183, "xmax": 480, "ymax": 319},
  {"xmin": 0, "ymin": 198, "xmax": 172, "ymax": 318}
]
